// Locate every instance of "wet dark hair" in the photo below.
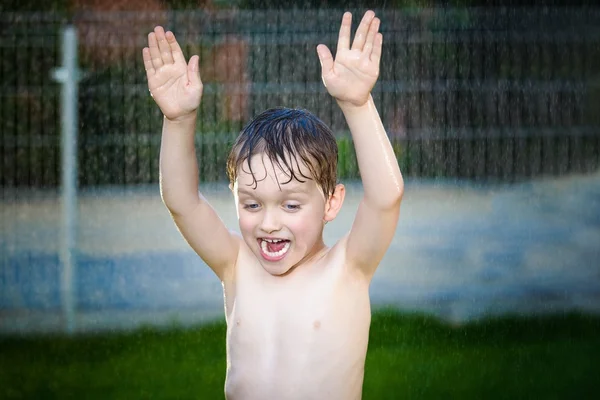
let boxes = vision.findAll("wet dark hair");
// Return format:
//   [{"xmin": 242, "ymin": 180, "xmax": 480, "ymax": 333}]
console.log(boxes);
[{"xmin": 226, "ymin": 107, "xmax": 338, "ymax": 198}]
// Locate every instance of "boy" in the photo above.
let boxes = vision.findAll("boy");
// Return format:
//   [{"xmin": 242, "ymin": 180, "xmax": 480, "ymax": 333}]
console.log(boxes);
[{"xmin": 143, "ymin": 10, "xmax": 403, "ymax": 399}]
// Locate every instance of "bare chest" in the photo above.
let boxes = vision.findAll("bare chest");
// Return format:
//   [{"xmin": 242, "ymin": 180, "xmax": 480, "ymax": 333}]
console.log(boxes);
[
  {"xmin": 223, "ymin": 255, "xmax": 371, "ymax": 399},
  {"xmin": 228, "ymin": 257, "xmax": 370, "ymax": 343}
]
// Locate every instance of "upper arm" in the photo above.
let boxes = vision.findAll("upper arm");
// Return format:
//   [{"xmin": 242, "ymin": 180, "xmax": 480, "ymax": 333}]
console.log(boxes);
[
  {"xmin": 169, "ymin": 195, "xmax": 239, "ymax": 281},
  {"xmin": 345, "ymin": 198, "xmax": 401, "ymax": 278}
]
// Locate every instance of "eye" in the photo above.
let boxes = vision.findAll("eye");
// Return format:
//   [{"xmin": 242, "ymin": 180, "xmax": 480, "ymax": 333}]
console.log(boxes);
[
  {"xmin": 243, "ymin": 203, "xmax": 260, "ymax": 210},
  {"xmin": 284, "ymin": 203, "xmax": 301, "ymax": 211}
]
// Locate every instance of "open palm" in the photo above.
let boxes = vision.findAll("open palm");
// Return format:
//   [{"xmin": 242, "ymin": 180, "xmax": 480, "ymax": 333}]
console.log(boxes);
[
  {"xmin": 143, "ymin": 26, "xmax": 203, "ymax": 121},
  {"xmin": 317, "ymin": 11, "xmax": 382, "ymax": 107}
]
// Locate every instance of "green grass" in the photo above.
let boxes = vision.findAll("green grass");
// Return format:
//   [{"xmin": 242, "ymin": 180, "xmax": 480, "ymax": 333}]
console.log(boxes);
[{"xmin": 1, "ymin": 309, "xmax": 599, "ymax": 399}]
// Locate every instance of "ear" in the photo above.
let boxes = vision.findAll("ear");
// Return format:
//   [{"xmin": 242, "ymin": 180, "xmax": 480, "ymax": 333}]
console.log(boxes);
[{"xmin": 323, "ymin": 183, "xmax": 345, "ymax": 223}]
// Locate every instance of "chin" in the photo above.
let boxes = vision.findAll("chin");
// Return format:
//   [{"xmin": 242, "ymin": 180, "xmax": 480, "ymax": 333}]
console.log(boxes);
[
  {"xmin": 262, "ymin": 263, "xmax": 293, "ymax": 276},
  {"xmin": 256, "ymin": 252, "xmax": 297, "ymax": 275}
]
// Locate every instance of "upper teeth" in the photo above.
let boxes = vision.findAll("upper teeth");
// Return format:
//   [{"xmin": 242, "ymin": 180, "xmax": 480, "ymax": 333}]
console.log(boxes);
[{"xmin": 263, "ymin": 238, "xmax": 283, "ymax": 242}]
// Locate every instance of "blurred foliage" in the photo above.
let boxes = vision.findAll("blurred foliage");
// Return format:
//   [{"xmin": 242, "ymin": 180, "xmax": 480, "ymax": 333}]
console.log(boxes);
[
  {"xmin": 1, "ymin": 0, "xmax": 599, "ymax": 12},
  {"xmin": 0, "ymin": 0, "xmax": 69, "ymax": 12}
]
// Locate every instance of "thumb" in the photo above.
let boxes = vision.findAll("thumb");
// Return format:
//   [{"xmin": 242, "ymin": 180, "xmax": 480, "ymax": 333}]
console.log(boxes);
[
  {"xmin": 316, "ymin": 44, "xmax": 334, "ymax": 77},
  {"xmin": 187, "ymin": 55, "xmax": 202, "ymax": 87}
]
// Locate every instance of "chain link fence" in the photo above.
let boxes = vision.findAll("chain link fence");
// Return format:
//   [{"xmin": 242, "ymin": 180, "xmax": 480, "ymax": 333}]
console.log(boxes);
[{"xmin": 1, "ymin": 7, "xmax": 599, "ymax": 189}]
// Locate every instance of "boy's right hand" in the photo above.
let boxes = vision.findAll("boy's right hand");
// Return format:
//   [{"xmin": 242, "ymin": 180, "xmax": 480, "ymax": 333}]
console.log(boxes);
[{"xmin": 143, "ymin": 26, "xmax": 203, "ymax": 121}]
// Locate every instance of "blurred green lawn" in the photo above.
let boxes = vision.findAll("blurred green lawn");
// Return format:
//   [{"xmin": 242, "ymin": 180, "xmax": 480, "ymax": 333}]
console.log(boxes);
[{"xmin": 1, "ymin": 309, "xmax": 599, "ymax": 399}]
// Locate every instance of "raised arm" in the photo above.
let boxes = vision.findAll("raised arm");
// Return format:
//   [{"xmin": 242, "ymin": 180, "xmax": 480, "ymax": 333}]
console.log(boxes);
[
  {"xmin": 143, "ymin": 26, "xmax": 239, "ymax": 280},
  {"xmin": 317, "ymin": 11, "xmax": 404, "ymax": 277}
]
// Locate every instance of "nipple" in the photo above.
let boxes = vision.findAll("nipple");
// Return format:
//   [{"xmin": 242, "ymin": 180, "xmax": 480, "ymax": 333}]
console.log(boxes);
[{"xmin": 313, "ymin": 320, "xmax": 321, "ymax": 330}]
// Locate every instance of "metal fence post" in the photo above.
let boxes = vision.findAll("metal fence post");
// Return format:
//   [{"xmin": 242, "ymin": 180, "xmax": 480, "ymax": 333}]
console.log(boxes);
[{"xmin": 52, "ymin": 25, "xmax": 80, "ymax": 334}]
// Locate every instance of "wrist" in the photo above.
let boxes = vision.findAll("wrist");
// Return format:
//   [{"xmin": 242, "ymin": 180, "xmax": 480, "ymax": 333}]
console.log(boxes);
[
  {"xmin": 164, "ymin": 111, "xmax": 197, "ymax": 124},
  {"xmin": 336, "ymin": 94, "xmax": 373, "ymax": 114}
]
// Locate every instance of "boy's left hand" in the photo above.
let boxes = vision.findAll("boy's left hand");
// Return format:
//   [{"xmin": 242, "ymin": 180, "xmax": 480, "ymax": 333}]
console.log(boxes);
[{"xmin": 317, "ymin": 11, "xmax": 382, "ymax": 107}]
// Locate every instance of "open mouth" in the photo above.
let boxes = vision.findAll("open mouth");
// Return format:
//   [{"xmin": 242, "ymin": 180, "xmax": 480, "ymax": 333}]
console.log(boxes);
[{"xmin": 258, "ymin": 238, "xmax": 291, "ymax": 261}]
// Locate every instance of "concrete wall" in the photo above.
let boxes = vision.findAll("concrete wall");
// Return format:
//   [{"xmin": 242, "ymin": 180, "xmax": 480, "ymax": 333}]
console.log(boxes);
[{"xmin": 1, "ymin": 173, "xmax": 600, "ymax": 334}]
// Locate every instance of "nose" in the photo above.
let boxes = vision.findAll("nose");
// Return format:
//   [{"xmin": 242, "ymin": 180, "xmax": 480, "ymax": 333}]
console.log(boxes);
[{"xmin": 259, "ymin": 209, "xmax": 281, "ymax": 234}]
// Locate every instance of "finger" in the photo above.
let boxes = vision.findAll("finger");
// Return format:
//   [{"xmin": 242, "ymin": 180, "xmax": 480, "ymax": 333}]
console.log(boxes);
[
  {"xmin": 351, "ymin": 10, "xmax": 375, "ymax": 51},
  {"xmin": 165, "ymin": 30, "xmax": 186, "ymax": 65},
  {"xmin": 336, "ymin": 12, "xmax": 352, "ymax": 54},
  {"xmin": 363, "ymin": 17, "xmax": 380, "ymax": 57},
  {"xmin": 316, "ymin": 44, "xmax": 334, "ymax": 76},
  {"xmin": 142, "ymin": 47, "xmax": 155, "ymax": 76},
  {"xmin": 371, "ymin": 33, "xmax": 383, "ymax": 65},
  {"xmin": 154, "ymin": 26, "xmax": 174, "ymax": 65},
  {"xmin": 187, "ymin": 55, "xmax": 202, "ymax": 87},
  {"xmin": 148, "ymin": 31, "xmax": 163, "ymax": 69}
]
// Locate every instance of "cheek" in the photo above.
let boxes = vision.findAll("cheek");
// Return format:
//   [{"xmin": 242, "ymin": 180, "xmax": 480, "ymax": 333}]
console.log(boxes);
[
  {"xmin": 238, "ymin": 212, "xmax": 257, "ymax": 235},
  {"xmin": 289, "ymin": 208, "xmax": 324, "ymax": 238}
]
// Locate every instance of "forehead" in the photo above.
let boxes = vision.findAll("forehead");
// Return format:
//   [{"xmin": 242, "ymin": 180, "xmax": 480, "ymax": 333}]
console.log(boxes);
[{"xmin": 236, "ymin": 152, "xmax": 317, "ymax": 192}]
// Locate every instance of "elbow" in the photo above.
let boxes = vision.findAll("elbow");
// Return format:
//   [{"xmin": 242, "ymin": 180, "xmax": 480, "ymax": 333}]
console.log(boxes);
[
  {"xmin": 385, "ymin": 174, "xmax": 404, "ymax": 209},
  {"xmin": 396, "ymin": 178, "xmax": 405, "ymax": 204},
  {"xmin": 163, "ymin": 197, "xmax": 199, "ymax": 218},
  {"xmin": 377, "ymin": 176, "xmax": 404, "ymax": 210},
  {"xmin": 365, "ymin": 188, "xmax": 403, "ymax": 211},
  {"xmin": 388, "ymin": 188, "xmax": 404, "ymax": 210},
  {"xmin": 160, "ymin": 190, "xmax": 180, "ymax": 216},
  {"xmin": 159, "ymin": 183, "xmax": 176, "ymax": 211},
  {"xmin": 161, "ymin": 193, "xmax": 176, "ymax": 214},
  {"xmin": 160, "ymin": 184, "xmax": 200, "ymax": 217}
]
